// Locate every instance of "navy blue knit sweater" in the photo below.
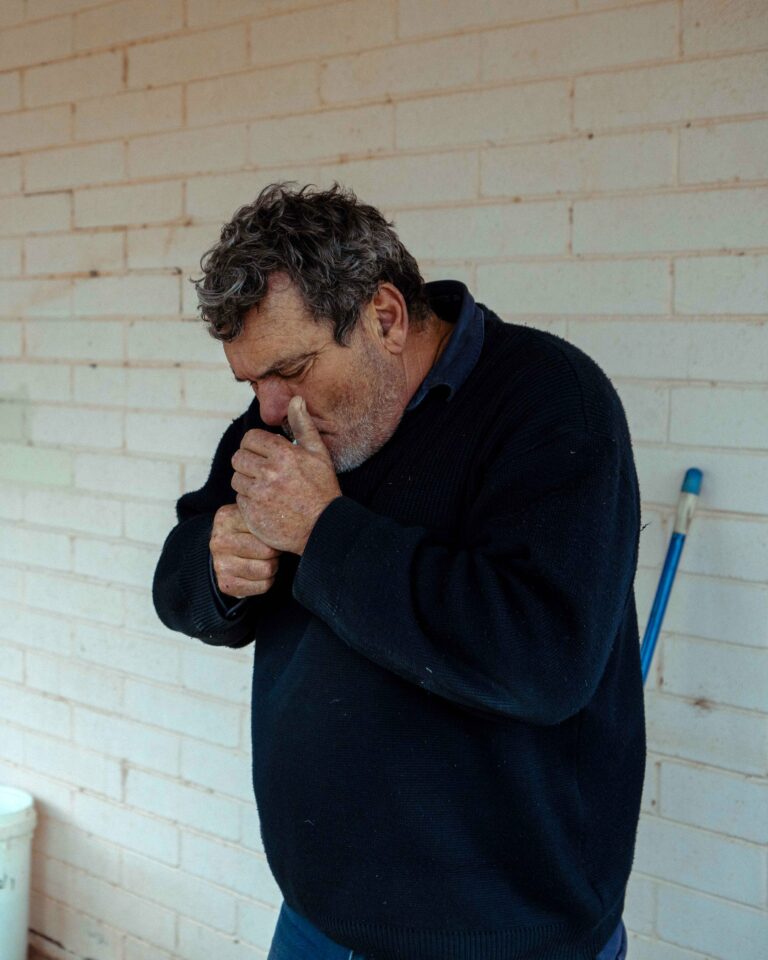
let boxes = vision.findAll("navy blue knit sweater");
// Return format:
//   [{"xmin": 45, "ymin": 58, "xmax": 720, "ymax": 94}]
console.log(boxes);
[{"xmin": 152, "ymin": 292, "xmax": 646, "ymax": 960}]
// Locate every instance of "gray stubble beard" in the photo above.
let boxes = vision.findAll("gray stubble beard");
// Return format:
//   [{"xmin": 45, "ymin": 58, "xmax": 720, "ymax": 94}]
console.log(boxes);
[{"xmin": 329, "ymin": 343, "xmax": 407, "ymax": 474}]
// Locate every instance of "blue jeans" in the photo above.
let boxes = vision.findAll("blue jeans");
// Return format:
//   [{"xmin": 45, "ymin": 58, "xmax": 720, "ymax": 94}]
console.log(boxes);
[{"xmin": 267, "ymin": 900, "xmax": 628, "ymax": 960}]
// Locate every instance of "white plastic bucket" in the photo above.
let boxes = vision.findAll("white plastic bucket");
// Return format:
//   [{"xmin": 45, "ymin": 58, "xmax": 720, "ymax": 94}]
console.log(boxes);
[{"xmin": 0, "ymin": 787, "xmax": 37, "ymax": 960}]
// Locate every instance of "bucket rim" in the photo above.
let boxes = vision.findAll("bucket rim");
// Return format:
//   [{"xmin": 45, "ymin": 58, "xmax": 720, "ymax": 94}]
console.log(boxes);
[{"xmin": 0, "ymin": 786, "xmax": 35, "ymax": 816}]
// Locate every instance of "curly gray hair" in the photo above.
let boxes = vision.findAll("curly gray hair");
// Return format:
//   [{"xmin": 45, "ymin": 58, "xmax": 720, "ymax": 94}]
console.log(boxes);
[{"xmin": 191, "ymin": 181, "xmax": 434, "ymax": 345}]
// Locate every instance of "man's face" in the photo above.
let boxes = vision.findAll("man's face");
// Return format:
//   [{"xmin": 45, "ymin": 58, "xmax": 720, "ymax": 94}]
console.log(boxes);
[{"xmin": 223, "ymin": 273, "xmax": 408, "ymax": 473}]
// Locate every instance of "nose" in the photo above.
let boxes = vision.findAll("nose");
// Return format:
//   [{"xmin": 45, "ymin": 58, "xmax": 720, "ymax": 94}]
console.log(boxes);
[{"xmin": 253, "ymin": 378, "xmax": 295, "ymax": 428}]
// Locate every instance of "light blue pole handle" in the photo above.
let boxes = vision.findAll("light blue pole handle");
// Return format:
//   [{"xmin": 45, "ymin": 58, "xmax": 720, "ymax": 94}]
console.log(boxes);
[{"xmin": 640, "ymin": 468, "xmax": 703, "ymax": 685}]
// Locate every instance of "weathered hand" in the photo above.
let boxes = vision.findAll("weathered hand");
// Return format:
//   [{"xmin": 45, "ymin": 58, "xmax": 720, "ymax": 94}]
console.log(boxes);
[
  {"xmin": 230, "ymin": 395, "xmax": 342, "ymax": 555},
  {"xmin": 210, "ymin": 503, "xmax": 281, "ymax": 599}
]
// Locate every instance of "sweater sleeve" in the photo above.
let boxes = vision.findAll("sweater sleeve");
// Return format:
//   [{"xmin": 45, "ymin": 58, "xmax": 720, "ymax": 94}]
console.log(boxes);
[
  {"xmin": 292, "ymin": 429, "xmax": 639, "ymax": 726},
  {"xmin": 151, "ymin": 403, "xmax": 284, "ymax": 648}
]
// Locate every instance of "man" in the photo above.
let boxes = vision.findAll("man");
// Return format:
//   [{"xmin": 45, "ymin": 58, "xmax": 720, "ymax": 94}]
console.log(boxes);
[{"xmin": 153, "ymin": 182, "xmax": 644, "ymax": 960}]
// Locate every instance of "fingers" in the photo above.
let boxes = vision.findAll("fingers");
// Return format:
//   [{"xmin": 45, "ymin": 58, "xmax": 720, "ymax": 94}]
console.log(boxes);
[
  {"xmin": 231, "ymin": 447, "xmax": 280, "ymax": 478},
  {"xmin": 211, "ymin": 530, "xmax": 280, "ymax": 561},
  {"xmin": 214, "ymin": 503, "xmax": 250, "ymax": 533},
  {"xmin": 215, "ymin": 574, "xmax": 277, "ymax": 599},
  {"xmin": 286, "ymin": 395, "xmax": 326, "ymax": 457},
  {"xmin": 212, "ymin": 553, "xmax": 280, "ymax": 598},
  {"xmin": 239, "ymin": 428, "xmax": 288, "ymax": 458},
  {"xmin": 213, "ymin": 503, "xmax": 245, "ymax": 534},
  {"xmin": 211, "ymin": 501, "xmax": 282, "ymax": 597},
  {"xmin": 213, "ymin": 504, "xmax": 280, "ymax": 557}
]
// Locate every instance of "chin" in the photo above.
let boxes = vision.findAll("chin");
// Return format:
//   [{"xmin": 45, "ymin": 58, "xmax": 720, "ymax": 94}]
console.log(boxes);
[{"xmin": 327, "ymin": 443, "xmax": 358, "ymax": 473}]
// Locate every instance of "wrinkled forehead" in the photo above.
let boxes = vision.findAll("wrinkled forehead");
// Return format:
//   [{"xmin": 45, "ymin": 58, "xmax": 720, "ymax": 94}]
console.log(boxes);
[
  {"xmin": 244, "ymin": 271, "xmax": 312, "ymax": 328},
  {"xmin": 244, "ymin": 273, "xmax": 315, "ymax": 336},
  {"xmin": 223, "ymin": 276, "xmax": 330, "ymax": 374}
]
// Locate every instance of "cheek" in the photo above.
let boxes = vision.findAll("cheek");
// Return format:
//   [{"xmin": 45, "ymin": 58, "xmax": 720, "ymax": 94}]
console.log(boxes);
[
  {"xmin": 310, "ymin": 370, "xmax": 355, "ymax": 413},
  {"xmin": 310, "ymin": 343, "xmax": 375, "ymax": 420},
  {"xmin": 329, "ymin": 377, "xmax": 361, "ymax": 416}
]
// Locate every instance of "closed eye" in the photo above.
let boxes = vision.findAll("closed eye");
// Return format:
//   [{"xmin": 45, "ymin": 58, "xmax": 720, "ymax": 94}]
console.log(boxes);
[
  {"xmin": 232, "ymin": 354, "xmax": 316, "ymax": 385},
  {"xmin": 278, "ymin": 364, "xmax": 307, "ymax": 378},
  {"xmin": 278, "ymin": 357, "xmax": 315, "ymax": 379}
]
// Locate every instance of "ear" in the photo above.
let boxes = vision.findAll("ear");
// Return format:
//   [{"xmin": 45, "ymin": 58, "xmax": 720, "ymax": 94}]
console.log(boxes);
[{"xmin": 367, "ymin": 282, "xmax": 408, "ymax": 356}]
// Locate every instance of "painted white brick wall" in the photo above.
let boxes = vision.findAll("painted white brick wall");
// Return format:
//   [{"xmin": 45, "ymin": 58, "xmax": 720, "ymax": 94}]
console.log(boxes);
[{"xmin": 0, "ymin": 1, "xmax": 765, "ymax": 958}]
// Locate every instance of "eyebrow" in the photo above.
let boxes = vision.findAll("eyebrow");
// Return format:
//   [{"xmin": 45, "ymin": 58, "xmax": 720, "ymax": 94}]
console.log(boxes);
[{"xmin": 231, "ymin": 352, "xmax": 315, "ymax": 382}]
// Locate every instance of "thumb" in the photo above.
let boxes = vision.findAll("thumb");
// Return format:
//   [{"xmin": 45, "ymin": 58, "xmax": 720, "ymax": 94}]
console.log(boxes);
[{"xmin": 287, "ymin": 395, "xmax": 327, "ymax": 457}]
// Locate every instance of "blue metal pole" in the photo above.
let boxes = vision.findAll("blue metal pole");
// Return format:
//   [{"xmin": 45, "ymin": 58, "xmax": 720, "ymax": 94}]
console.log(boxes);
[{"xmin": 640, "ymin": 467, "xmax": 703, "ymax": 686}]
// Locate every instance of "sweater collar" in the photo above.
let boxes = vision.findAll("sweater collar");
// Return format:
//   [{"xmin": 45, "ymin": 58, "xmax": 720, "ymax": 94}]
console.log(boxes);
[{"xmin": 405, "ymin": 279, "xmax": 485, "ymax": 411}]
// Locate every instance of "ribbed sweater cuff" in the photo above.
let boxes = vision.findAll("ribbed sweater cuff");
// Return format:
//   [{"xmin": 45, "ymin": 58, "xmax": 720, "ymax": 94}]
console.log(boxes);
[{"xmin": 177, "ymin": 513, "xmax": 252, "ymax": 643}]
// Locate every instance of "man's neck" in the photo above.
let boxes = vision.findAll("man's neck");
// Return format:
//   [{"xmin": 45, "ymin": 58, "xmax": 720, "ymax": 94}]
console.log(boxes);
[{"xmin": 401, "ymin": 311, "xmax": 454, "ymax": 406}]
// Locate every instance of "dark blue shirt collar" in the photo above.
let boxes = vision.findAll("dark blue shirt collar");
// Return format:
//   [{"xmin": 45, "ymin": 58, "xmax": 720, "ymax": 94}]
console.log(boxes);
[{"xmin": 406, "ymin": 279, "xmax": 485, "ymax": 412}]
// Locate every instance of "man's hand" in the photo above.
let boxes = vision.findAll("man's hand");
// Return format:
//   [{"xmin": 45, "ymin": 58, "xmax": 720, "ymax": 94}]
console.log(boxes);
[
  {"xmin": 210, "ymin": 503, "xmax": 282, "ymax": 599},
  {"xmin": 230, "ymin": 395, "xmax": 342, "ymax": 555}
]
